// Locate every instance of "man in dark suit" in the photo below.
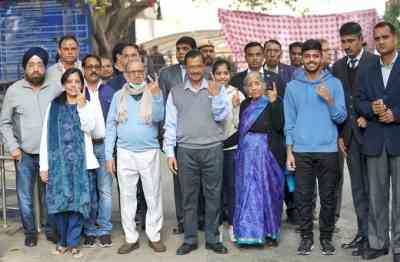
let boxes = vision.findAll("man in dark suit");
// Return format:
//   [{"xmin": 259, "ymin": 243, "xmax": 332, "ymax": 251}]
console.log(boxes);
[
  {"xmin": 230, "ymin": 42, "xmax": 284, "ymax": 97},
  {"xmin": 264, "ymin": 39, "xmax": 296, "ymax": 86},
  {"xmin": 332, "ymin": 22, "xmax": 379, "ymax": 257},
  {"xmin": 159, "ymin": 36, "xmax": 197, "ymax": 234},
  {"xmin": 356, "ymin": 22, "xmax": 400, "ymax": 262}
]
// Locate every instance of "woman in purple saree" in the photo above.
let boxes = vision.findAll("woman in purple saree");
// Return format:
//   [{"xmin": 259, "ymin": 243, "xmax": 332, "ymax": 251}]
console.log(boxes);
[{"xmin": 233, "ymin": 72, "xmax": 284, "ymax": 246}]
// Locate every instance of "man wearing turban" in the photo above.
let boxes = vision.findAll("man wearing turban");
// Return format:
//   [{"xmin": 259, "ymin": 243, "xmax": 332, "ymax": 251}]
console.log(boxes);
[{"xmin": 0, "ymin": 47, "xmax": 63, "ymax": 247}]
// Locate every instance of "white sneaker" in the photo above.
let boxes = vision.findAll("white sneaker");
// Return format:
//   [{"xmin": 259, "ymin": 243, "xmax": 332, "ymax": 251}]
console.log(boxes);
[{"xmin": 229, "ymin": 226, "xmax": 236, "ymax": 242}]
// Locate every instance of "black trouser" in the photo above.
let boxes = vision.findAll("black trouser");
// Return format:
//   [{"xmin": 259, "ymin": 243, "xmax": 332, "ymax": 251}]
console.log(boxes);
[
  {"xmin": 347, "ymin": 138, "xmax": 368, "ymax": 238},
  {"xmin": 294, "ymin": 152, "xmax": 339, "ymax": 241},
  {"xmin": 177, "ymin": 144, "xmax": 223, "ymax": 245}
]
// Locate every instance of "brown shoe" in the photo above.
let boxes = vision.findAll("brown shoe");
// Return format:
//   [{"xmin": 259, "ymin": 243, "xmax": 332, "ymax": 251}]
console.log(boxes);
[
  {"xmin": 148, "ymin": 240, "xmax": 167, "ymax": 252},
  {"xmin": 117, "ymin": 242, "xmax": 139, "ymax": 254}
]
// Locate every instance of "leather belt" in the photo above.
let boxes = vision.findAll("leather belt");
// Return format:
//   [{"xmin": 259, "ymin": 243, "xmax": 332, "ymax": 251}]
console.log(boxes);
[{"xmin": 92, "ymin": 138, "xmax": 104, "ymax": 145}]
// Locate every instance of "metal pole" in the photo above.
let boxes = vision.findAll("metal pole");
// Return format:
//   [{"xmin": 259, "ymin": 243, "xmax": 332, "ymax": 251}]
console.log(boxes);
[{"xmin": 1, "ymin": 156, "xmax": 6, "ymax": 228}]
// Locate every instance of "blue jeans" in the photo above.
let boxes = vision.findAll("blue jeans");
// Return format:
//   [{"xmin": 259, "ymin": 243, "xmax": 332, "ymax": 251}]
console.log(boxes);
[
  {"xmin": 54, "ymin": 211, "xmax": 83, "ymax": 248},
  {"xmin": 16, "ymin": 152, "xmax": 55, "ymax": 237},
  {"xmin": 83, "ymin": 143, "xmax": 113, "ymax": 236}
]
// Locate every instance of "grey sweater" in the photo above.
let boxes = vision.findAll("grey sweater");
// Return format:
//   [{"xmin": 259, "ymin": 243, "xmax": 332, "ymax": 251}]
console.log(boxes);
[{"xmin": 0, "ymin": 78, "xmax": 63, "ymax": 154}]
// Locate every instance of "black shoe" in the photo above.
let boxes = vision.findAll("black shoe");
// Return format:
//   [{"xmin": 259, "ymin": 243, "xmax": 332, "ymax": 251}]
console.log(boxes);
[
  {"xmin": 198, "ymin": 220, "xmax": 205, "ymax": 231},
  {"xmin": 205, "ymin": 242, "xmax": 228, "ymax": 254},
  {"xmin": 98, "ymin": 234, "xmax": 112, "ymax": 248},
  {"xmin": 83, "ymin": 235, "xmax": 96, "ymax": 248},
  {"xmin": 46, "ymin": 233, "xmax": 58, "ymax": 244},
  {"xmin": 352, "ymin": 247, "xmax": 363, "ymax": 256},
  {"xmin": 341, "ymin": 234, "xmax": 364, "ymax": 249},
  {"xmin": 176, "ymin": 243, "xmax": 198, "ymax": 255},
  {"xmin": 265, "ymin": 237, "xmax": 279, "ymax": 247},
  {"xmin": 24, "ymin": 236, "xmax": 37, "ymax": 247},
  {"xmin": 362, "ymin": 247, "xmax": 389, "ymax": 260},
  {"xmin": 320, "ymin": 239, "xmax": 336, "ymax": 255},
  {"xmin": 173, "ymin": 223, "xmax": 184, "ymax": 235},
  {"xmin": 297, "ymin": 238, "xmax": 314, "ymax": 255},
  {"xmin": 394, "ymin": 254, "xmax": 400, "ymax": 262},
  {"xmin": 287, "ymin": 214, "xmax": 298, "ymax": 225},
  {"xmin": 295, "ymin": 225, "xmax": 301, "ymax": 233}
]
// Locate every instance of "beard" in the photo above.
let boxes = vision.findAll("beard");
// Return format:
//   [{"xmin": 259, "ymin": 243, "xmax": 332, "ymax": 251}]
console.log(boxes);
[{"xmin": 26, "ymin": 73, "xmax": 45, "ymax": 86}]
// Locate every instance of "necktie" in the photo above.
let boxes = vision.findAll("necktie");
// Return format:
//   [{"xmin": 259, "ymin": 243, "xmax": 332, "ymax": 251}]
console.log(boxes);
[{"xmin": 349, "ymin": 58, "xmax": 358, "ymax": 69}]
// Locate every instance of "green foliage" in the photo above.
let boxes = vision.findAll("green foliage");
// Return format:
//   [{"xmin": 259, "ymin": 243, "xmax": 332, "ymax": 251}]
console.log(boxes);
[{"xmin": 384, "ymin": 4, "xmax": 400, "ymax": 45}]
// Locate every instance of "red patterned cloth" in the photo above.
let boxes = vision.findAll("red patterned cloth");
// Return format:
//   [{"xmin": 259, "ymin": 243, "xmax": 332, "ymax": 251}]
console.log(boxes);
[{"xmin": 218, "ymin": 8, "xmax": 380, "ymax": 68}]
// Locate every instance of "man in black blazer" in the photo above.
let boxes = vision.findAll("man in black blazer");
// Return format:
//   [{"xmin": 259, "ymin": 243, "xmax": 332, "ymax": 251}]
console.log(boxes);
[
  {"xmin": 332, "ymin": 22, "xmax": 379, "ymax": 256},
  {"xmin": 356, "ymin": 22, "xmax": 400, "ymax": 262},
  {"xmin": 159, "ymin": 36, "xmax": 197, "ymax": 235},
  {"xmin": 264, "ymin": 39, "xmax": 296, "ymax": 86},
  {"xmin": 230, "ymin": 42, "xmax": 284, "ymax": 97}
]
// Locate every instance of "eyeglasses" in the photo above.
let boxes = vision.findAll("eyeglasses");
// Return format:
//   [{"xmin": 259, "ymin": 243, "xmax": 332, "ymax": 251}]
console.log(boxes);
[
  {"xmin": 85, "ymin": 65, "xmax": 101, "ymax": 70},
  {"xmin": 126, "ymin": 70, "xmax": 145, "ymax": 75}
]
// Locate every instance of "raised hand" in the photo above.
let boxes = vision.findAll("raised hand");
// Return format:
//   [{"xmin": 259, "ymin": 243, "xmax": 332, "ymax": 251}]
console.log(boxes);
[
  {"xmin": 316, "ymin": 79, "xmax": 333, "ymax": 105},
  {"xmin": 266, "ymin": 81, "xmax": 278, "ymax": 103},
  {"xmin": 76, "ymin": 85, "xmax": 86, "ymax": 108},
  {"xmin": 147, "ymin": 74, "xmax": 161, "ymax": 96},
  {"xmin": 208, "ymin": 74, "xmax": 220, "ymax": 97},
  {"xmin": 232, "ymin": 90, "xmax": 241, "ymax": 107}
]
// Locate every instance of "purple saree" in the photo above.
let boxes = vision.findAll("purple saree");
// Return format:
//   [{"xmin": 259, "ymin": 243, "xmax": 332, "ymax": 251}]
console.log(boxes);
[{"xmin": 233, "ymin": 96, "xmax": 284, "ymax": 245}]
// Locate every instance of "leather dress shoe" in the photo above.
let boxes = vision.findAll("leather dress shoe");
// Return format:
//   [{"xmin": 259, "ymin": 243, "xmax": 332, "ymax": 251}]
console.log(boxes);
[
  {"xmin": 362, "ymin": 247, "xmax": 389, "ymax": 260},
  {"xmin": 342, "ymin": 235, "xmax": 364, "ymax": 249},
  {"xmin": 394, "ymin": 254, "xmax": 400, "ymax": 262},
  {"xmin": 176, "ymin": 243, "xmax": 198, "ymax": 255},
  {"xmin": 173, "ymin": 223, "xmax": 184, "ymax": 235},
  {"xmin": 205, "ymin": 242, "xmax": 228, "ymax": 254},
  {"xmin": 352, "ymin": 247, "xmax": 363, "ymax": 256}
]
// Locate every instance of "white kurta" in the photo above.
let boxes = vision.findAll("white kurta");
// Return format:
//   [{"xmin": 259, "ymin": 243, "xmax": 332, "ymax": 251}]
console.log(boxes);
[{"xmin": 39, "ymin": 101, "xmax": 104, "ymax": 171}]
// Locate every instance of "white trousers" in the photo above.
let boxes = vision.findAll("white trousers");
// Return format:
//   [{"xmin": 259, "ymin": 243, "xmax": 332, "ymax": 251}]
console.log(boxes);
[{"xmin": 117, "ymin": 148, "xmax": 163, "ymax": 243}]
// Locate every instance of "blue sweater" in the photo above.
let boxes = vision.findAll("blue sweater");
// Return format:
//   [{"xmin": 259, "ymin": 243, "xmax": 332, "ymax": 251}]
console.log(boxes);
[
  {"xmin": 105, "ymin": 91, "xmax": 164, "ymax": 160},
  {"xmin": 284, "ymin": 69, "xmax": 347, "ymax": 153}
]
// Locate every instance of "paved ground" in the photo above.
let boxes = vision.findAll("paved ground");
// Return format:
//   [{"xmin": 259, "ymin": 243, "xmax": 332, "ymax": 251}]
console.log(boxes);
[{"xmin": 0, "ymin": 157, "xmax": 394, "ymax": 262}]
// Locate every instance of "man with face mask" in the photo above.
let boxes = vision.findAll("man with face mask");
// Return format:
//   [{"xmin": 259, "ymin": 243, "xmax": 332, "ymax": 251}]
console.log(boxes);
[
  {"xmin": 0, "ymin": 47, "xmax": 63, "ymax": 247},
  {"xmin": 332, "ymin": 22, "xmax": 378, "ymax": 257},
  {"xmin": 105, "ymin": 60, "xmax": 165, "ymax": 254},
  {"xmin": 47, "ymin": 35, "xmax": 81, "ymax": 82}
]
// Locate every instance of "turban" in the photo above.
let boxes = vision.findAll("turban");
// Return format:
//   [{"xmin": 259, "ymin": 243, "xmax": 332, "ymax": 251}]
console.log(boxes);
[{"xmin": 22, "ymin": 47, "xmax": 49, "ymax": 69}]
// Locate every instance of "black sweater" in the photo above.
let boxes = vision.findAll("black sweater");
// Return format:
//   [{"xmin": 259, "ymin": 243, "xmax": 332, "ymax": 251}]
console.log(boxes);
[{"xmin": 224, "ymin": 98, "xmax": 286, "ymax": 168}]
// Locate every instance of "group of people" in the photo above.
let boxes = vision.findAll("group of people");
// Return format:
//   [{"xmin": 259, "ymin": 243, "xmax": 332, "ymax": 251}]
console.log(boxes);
[{"xmin": 0, "ymin": 19, "xmax": 399, "ymax": 262}]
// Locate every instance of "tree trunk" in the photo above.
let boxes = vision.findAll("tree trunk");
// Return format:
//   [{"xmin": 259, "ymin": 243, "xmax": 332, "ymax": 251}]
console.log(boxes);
[{"xmin": 88, "ymin": 0, "xmax": 149, "ymax": 56}]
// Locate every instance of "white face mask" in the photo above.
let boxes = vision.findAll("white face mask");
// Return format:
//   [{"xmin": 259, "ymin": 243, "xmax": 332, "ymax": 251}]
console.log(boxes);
[{"xmin": 128, "ymin": 82, "xmax": 146, "ymax": 90}]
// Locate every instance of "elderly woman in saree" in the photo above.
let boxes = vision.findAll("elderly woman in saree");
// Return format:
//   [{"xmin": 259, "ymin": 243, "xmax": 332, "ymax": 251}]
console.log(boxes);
[
  {"xmin": 39, "ymin": 68, "xmax": 104, "ymax": 258},
  {"xmin": 233, "ymin": 71, "xmax": 285, "ymax": 246}
]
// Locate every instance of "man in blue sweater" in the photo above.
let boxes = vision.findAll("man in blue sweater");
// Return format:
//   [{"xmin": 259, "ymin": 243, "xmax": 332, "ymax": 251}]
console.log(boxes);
[
  {"xmin": 284, "ymin": 39, "xmax": 347, "ymax": 256},
  {"xmin": 105, "ymin": 60, "xmax": 165, "ymax": 254}
]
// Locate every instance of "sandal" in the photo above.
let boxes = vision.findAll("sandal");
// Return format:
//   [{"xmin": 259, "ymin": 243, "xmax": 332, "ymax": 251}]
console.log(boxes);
[
  {"xmin": 52, "ymin": 245, "xmax": 67, "ymax": 255},
  {"xmin": 70, "ymin": 248, "xmax": 83, "ymax": 259}
]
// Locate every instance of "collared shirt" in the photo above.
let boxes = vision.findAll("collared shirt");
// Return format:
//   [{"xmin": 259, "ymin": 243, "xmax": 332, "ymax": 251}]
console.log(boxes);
[
  {"xmin": 179, "ymin": 64, "xmax": 186, "ymax": 82},
  {"xmin": 380, "ymin": 51, "xmax": 398, "ymax": 88},
  {"xmin": 248, "ymin": 67, "xmax": 265, "ymax": 79},
  {"xmin": 346, "ymin": 48, "xmax": 364, "ymax": 69},
  {"xmin": 163, "ymin": 78, "xmax": 230, "ymax": 158},
  {"xmin": 86, "ymin": 80, "xmax": 106, "ymax": 139},
  {"xmin": 264, "ymin": 64, "xmax": 279, "ymax": 74},
  {"xmin": 47, "ymin": 60, "xmax": 82, "ymax": 82}
]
